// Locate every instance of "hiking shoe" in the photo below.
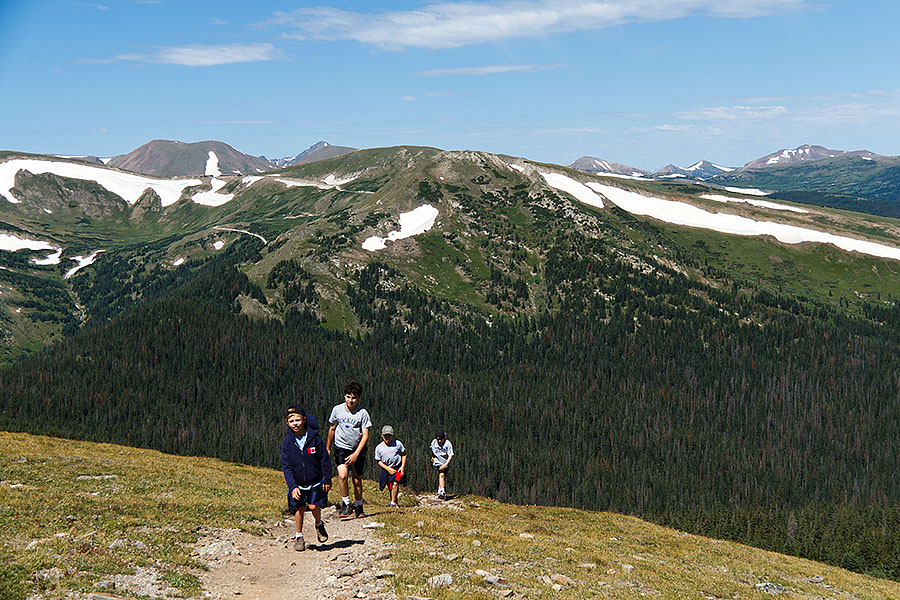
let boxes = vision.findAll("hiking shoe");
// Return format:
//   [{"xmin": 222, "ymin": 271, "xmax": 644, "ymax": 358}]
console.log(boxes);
[
  {"xmin": 389, "ymin": 502, "xmax": 398, "ymax": 508},
  {"xmin": 315, "ymin": 521, "xmax": 328, "ymax": 543},
  {"xmin": 354, "ymin": 503, "xmax": 366, "ymax": 518},
  {"xmin": 293, "ymin": 536, "xmax": 306, "ymax": 551},
  {"xmin": 338, "ymin": 502, "xmax": 352, "ymax": 518},
  {"xmin": 437, "ymin": 492, "xmax": 447, "ymax": 500}
]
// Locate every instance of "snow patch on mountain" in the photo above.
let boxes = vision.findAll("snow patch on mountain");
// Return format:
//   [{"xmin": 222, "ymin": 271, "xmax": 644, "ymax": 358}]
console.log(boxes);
[
  {"xmin": 723, "ymin": 186, "xmax": 769, "ymax": 196},
  {"xmin": 0, "ymin": 233, "xmax": 55, "ymax": 253},
  {"xmin": 34, "ymin": 248, "xmax": 63, "ymax": 265},
  {"xmin": 0, "ymin": 159, "xmax": 202, "ymax": 207},
  {"xmin": 700, "ymin": 194, "xmax": 808, "ymax": 213},
  {"xmin": 205, "ymin": 151, "xmax": 221, "ymax": 177},
  {"xmin": 585, "ymin": 182, "xmax": 900, "ymax": 261},
  {"xmin": 64, "ymin": 250, "xmax": 104, "ymax": 279},
  {"xmin": 362, "ymin": 204, "xmax": 439, "ymax": 251},
  {"xmin": 191, "ymin": 178, "xmax": 233, "ymax": 207},
  {"xmin": 541, "ymin": 172, "xmax": 604, "ymax": 208}
]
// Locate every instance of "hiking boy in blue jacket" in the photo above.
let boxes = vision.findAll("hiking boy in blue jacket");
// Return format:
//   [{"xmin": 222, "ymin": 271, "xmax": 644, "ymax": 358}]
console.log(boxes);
[{"xmin": 281, "ymin": 405, "xmax": 332, "ymax": 551}]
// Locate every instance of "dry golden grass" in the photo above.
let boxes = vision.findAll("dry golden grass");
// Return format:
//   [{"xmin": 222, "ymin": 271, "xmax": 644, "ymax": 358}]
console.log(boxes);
[{"xmin": 3, "ymin": 431, "xmax": 900, "ymax": 600}]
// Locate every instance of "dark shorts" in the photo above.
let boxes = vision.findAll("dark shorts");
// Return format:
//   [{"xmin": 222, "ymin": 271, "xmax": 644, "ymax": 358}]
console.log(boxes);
[
  {"xmin": 287, "ymin": 484, "xmax": 328, "ymax": 511},
  {"xmin": 378, "ymin": 468, "xmax": 408, "ymax": 491},
  {"xmin": 333, "ymin": 445, "xmax": 367, "ymax": 477},
  {"xmin": 433, "ymin": 462, "xmax": 451, "ymax": 471}
]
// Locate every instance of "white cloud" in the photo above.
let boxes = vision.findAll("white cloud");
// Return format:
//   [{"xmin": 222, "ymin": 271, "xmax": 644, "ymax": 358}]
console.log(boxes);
[
  {"xmin": 677, "ymin": 105, "xmax": 790, "ymax": 121},
  {"xmin": 155, "ymin": 43, "xmax": 285, "ymax": 66},
  {"xmin": 417, "ymin": 63, "xmax": 565, "ymax": 77},
  {"xmin": 260, "ymin": 0, "xmax": 808, "ymax": 50},
  {"xmin": 82, "ymin": 43, "xmax": 286, "ymax": 67}
]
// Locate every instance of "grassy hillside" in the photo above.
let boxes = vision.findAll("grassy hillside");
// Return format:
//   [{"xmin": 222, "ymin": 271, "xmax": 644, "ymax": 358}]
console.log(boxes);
[{"xmin": 3, "ymin": 432, "xmax": 900, "ymax": 600}]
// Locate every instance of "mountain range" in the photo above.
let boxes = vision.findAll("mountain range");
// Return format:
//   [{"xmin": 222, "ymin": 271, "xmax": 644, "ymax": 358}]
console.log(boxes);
[{"xmin": 3, "ymin": 140, "xmax": 900, "ymax": 581}]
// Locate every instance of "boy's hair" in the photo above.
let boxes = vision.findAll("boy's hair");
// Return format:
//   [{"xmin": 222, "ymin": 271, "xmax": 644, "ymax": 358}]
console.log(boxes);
[{"xmin": 343, "ymin": 381, "xmax": 363, "ymax": 397}]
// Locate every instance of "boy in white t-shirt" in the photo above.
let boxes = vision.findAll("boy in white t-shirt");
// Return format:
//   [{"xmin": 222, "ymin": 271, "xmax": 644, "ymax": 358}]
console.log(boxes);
[
  {"xmin": 375, "ymin": 425, "xmax": 407, "ymax": 508},
  {"xmin": 430, "ymin": 430, "xmax": 454, "ymax": 500},
  {"xmin": 327, "ymin": 381, "xmax": 372, "ymax": 518}
]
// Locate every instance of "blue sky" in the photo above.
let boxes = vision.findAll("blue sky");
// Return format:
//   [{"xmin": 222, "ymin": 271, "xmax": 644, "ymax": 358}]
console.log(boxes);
[{"xmin": 1, "ymin": 0, "xmax": 898, "ymax": 170}]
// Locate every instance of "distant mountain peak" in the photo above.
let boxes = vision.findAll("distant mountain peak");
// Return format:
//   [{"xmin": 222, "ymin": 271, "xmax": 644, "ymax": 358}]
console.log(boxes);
[
  {"xmin": 266, "ymin": 141, "xmax": 357, "ymax": 168},
  {"xmin": 567, "ymin": 156, "xmax": 649, "ymax": 178},
  {"xmin": 743, "ymin": 144, "xmax": 880, "ymax": 169},
  {"xmin": 108, "ymin": 140, "xmax": 272, "ymax": 178},
  {"xmin": 654, "ymin": 160, "xmax": 734, "ymax": 179}
]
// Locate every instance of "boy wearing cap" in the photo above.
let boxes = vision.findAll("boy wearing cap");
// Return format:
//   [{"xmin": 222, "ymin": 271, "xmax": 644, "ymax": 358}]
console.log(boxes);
[
  {"xmin": 280, "ymin": 406, "xmax": 332, "ymax": 551},
  {"xmin": 430, "ymin": 430, "xmax": 454, "ymax": 500},
  {"xmin": 375, "ymin": 425, "xmax": 407, "ymax": 508},
  {"xmin": 327, "ymin": 381, "xmax": 372, "ymax": 518}
]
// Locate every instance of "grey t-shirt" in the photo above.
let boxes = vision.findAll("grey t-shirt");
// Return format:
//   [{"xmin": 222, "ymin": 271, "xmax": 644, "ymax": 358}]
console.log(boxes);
[
  {"xmin": 374, "ymin": 439, "xmax": 406, "ymax": 469},
  {"xmin": 430, "ymin": 438, "xmax": 454, "ymax": 466},
  {"xmin": 328, "ymin": 403, "xmax": 372, "ymax": 450}
]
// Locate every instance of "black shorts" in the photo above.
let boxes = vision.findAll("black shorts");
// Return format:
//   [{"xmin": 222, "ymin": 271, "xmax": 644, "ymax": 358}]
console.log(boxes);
[
  {"xmin": 287, "ymin": 484, "xmax": 328, "ymax": 511},
  {"xmin": 333, "ymin": 445, "xmax": 367, "ymax": 477}
]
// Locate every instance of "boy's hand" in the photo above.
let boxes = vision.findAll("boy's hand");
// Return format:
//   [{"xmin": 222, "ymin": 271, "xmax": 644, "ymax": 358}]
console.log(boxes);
[
  {"xmin": 324, "ymin": 483, "xmax": 332, "ymax": 493},
  {"xmin": 345, "ymin": 453, "xmax": 358, "ymax": 465},
  {"xmin": 291, "ymin": 488, "xmax": 302, "ymax": 500}
]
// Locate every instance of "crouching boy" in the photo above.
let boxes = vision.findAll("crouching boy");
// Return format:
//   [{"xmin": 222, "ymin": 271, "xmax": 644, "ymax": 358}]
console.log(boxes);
[{"xmin": 281, "ymin": 405, "xmax": 332, "ymax": 551}]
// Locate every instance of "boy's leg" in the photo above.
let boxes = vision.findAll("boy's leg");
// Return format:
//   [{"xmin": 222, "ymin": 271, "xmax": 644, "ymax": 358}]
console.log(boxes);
[
  {"xmin": 390, "ymin": 482, "xmax": 399, "ymax": 506},
  {"xmin": 352, "ymin": 473, "xmax": 364, "ymax": 501},
  {"xmin": 337, "ymin": 463, "xmax": 351, "ymax": 498},
  {"xmin": 309, "ymin": 504, "xmax": 329, "ymax": 543},
  {"xmin": 438, "ymin": 470, "xmax": 446, "ymax": 491},
  {"xmin": 293, "ymin": 506, "xmax": 307, "ymax": 551}
]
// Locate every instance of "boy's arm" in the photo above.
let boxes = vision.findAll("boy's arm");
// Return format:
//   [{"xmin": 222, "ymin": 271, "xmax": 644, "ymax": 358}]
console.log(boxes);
[
  {"xmin": 318, "ymin": 437, "xmax": 332, "ymax": 491},
  {"xmin": 377, "ymin": 459, "xmax": 394, "ymax": 474},
  {"xmin": 280, "ymin": 441, "xmax": 298, "ymax": 491},
  {"xmin": 399, "ymin": 451, "xmax": 407, "ymax": 473},
  {"xmin": 326, "ymin": 424, "xmax": 336, "ymax": 455},
  {"xmin": 350, "ymin": 426, "xmax": 370, "ymax": 462}
]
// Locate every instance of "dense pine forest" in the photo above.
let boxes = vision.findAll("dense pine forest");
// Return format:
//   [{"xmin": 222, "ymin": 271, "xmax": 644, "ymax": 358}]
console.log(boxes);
[{"xmin": 3, "ymin": 219, "xmax": 900, "ymax": 580}]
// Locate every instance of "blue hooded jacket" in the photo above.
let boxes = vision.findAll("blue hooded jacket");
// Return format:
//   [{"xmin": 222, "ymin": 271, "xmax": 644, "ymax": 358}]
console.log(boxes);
[{"xmin": 281, "ymin": 413, "xmax": 332, "ymax": 491}]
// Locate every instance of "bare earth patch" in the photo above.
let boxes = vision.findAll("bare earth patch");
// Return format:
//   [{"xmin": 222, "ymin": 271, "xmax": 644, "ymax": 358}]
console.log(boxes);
[{"xmin": 194, "ymin": 505, "xmax": 397, "ymax": 600}]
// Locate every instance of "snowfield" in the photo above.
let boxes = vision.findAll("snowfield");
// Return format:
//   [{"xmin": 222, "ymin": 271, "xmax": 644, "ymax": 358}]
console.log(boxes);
[
  {"xmin": 64, "ymin": 250, "xmax": 104, "ymax": 279},
  {"xmin": 539, "ymin": 171, "xmax": 900, "ymax": 261},
  {"xmin": 0, "ymin": 233, "xmax": 55, "ymax": 253},
  {"xmin": 362, "ymin": 204, "xmax": 439, "ymax": 251},
  {"xmin": 699, "ymin": 194, "xmax": 808, "ymax": 213},
  {"xmin": 0, "ymin": 159, "xmax": 202, "ymax": 206},
  {"xmin": 0, "ymin": 158, "xmax": 237, "ymax": 207},
  {"xmin": 205, "ymin": 151, "xmax": 221, "ymax": 177}
]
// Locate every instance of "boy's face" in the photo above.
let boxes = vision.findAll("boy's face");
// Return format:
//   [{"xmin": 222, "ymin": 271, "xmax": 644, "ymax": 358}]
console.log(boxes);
[
  {"xmin": 382, "ymin": 434, "xmax": 393, "ymax": 443},
  {"xmin": 286, "ymin": 413, "xmax": 305, "ymax": 434},
  {"xmin": 344, "ymin": 393, "xmax": 360, "ymax": 411}
]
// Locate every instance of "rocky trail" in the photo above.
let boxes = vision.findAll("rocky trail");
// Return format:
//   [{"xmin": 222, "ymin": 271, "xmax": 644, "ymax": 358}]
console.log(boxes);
[{"xmin": 193, "ymin": 505, "xmax": 399, "ymax": 600}]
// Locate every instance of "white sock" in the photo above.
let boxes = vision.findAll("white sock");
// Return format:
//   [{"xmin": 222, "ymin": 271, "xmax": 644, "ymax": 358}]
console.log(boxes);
[
  {"xmin": 294, "ymin": 532, "xmax": 303, "ymax": 538},
  {"xmin": 342, "ymin": 496, "xmax": 351, "ymax": 505},
  {"xmin": 438, "ymin": 488, "xmax": 445, "ymax": 494}
]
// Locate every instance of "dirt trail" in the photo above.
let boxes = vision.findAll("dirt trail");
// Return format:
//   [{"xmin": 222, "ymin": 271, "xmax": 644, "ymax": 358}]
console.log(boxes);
[{"xmin": 194, "ymin": 505, "xmax": 397, "ymax": 600}]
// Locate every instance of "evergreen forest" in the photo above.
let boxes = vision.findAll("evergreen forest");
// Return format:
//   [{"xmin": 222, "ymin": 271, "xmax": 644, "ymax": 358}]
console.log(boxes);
[{"xmin": 3, "ymin": 222, "xmax": 900, "ymax": 581}]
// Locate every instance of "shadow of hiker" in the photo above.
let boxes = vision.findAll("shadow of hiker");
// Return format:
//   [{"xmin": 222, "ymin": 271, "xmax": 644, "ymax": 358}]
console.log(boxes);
[{"xmin": 312, "ymin": 538, "xmax": 365, "ymax": 551}]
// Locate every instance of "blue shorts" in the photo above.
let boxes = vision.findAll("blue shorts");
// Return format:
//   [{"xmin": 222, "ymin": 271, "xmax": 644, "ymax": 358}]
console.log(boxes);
[{"xmin": 287, "ymin": 484, "xmax": 328, "ymax": 511}]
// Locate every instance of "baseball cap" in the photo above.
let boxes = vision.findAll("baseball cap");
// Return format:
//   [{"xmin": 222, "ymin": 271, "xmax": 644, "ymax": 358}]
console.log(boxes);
[{"xmin": 382, "ymin": 425, "xmax": 394, "ymax": 436}]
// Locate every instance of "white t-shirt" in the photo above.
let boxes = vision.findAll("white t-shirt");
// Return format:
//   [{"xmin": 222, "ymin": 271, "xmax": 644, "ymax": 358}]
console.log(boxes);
[
  {"xmin": 328, "ymin": 403, "xmax": 372, "ymax": 450},
  {"xmin": 375, "ymin": 439, "xmax": 406, "ymax": 469},
  {"xmin": 430, "ymin": 438, "xmax": 454, "ymax": 467}
]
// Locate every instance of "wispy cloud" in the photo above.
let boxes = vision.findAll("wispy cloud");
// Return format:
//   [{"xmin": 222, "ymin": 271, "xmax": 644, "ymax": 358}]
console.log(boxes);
[
  {"xmin": 258, "ymin": 0, "xmax": 808, "ymax": 50},
  {"xmin": 417, "ymin": 63, "xmax": 564, "ymax": 77},
  {"xmin": 677, "ymin": 105, "xmax": 790, "ymax": 121},
  {"xmin": 79, "ymin": 43, "xmax": 286, "ymax": 67}
]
